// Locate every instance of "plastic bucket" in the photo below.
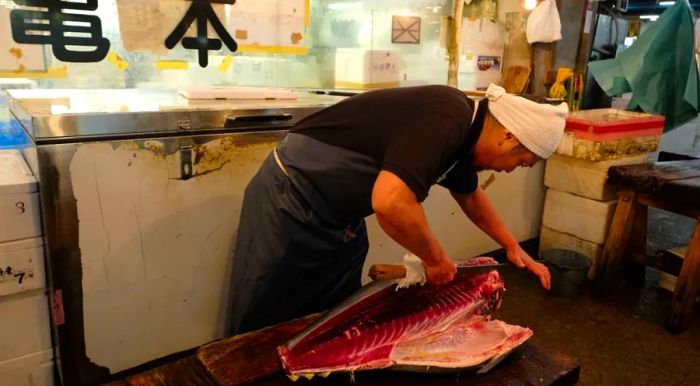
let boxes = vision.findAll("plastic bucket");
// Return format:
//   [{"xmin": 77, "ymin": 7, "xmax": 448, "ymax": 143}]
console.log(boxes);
[{"xmin": 540, "ymin": 249, "xmax": 592, "ymax": 298}]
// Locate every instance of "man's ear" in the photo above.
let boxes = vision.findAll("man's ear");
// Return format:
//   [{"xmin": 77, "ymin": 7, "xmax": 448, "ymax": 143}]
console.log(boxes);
[{"xmin": 498, "ymin": 129, "xmax": 517, "ymax": 146}]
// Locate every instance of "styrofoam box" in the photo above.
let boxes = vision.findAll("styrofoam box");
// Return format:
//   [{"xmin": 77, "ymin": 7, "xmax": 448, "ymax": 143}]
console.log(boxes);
[
  {"xmin": 0, "ymin": 237, "xmax": 45, "ymax": 296},
  {"xmin": 0, "ymin": 350, "xmax": 54, "ymax": 386},
  {"xmin": 544, "ymin": 154, "xmax": 649, "ymax": 201},
  {"xmin": 0, "ymin": 150, "xmax": 41, "ymax": 244},
  {"xmin": 0, "ymin": 291, "xmax": 52, "ymax": 363},
  {"xmin": 335, "ymin": 48, "xmax": 402, "ymax": 88},
  {"xmin": 542, "ymin": 189, "xmax": 617, "ymax": 245},
  {"xmin": 540, "ymin": 227, "xmax": 602, "ymax": 279},
  {"xmin": 555, "ymin": 130, "xmax": 660, "ymax": 161}
]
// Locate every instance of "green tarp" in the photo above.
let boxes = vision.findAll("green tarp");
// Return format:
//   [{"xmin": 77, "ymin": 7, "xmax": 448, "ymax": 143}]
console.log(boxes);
[{"xmin": 588, "ymin": 0, "xmax": 700, "ymax": 130}]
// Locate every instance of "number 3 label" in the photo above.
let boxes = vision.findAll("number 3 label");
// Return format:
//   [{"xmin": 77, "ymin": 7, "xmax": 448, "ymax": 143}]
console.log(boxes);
[{"xmin": 15, "ymin": 202, "xmax": 26, "ymax": 214}]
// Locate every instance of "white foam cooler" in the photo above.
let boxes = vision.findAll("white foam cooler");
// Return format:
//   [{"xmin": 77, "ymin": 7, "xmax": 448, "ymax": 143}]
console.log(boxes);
[
  {"xmin": 335, "ymin": 48, "xmax": 402, "ymax": 89},
  {"xmin": 0, "ymin": 150, "xmax": 41, "ymax": 244},
  {"xmin": 544, "ymin": 154, "xmax": 649, "ymax": 201},
  {"xmin": 542, "ymin": 189, "xmax": 617, "ymax": 245}
]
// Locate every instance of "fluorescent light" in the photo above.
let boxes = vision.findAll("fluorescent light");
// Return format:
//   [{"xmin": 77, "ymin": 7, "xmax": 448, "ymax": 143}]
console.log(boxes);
[
  {"xmin": 524, "ymin": 0, "xmax": 538, "ymax": 10},
  {"xmin": 659, "ymin": 1, "xmax": 675, "ymax": 6},
  {"xmin": 639, "ymin": 15, "xmax": 659, "ymax": 21}
]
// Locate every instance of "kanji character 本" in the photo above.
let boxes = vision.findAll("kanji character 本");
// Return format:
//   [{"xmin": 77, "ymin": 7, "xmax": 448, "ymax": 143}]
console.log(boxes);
[
  {"xmin": 10, "ymin": 0, "xmax": 110, "ymax": 63},
  {"xmin": 165, "ymin": 0, "xmax": 238, "ymax": 67}
]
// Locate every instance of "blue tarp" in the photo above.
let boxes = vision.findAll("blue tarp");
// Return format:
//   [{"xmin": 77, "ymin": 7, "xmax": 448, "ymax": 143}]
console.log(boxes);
[{"xmin": 0, "ymin": 117, "xmax": 30, "ymax": 149}]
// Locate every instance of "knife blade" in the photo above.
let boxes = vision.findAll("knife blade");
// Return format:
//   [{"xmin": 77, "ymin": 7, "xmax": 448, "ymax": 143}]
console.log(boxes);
[{"xmin": 368, "ymin": 263, "xmax": 508, "ymax": 281}]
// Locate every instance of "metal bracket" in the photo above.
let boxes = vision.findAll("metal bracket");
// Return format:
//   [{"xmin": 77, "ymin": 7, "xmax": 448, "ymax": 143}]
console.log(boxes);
[
  {"xmin": 178, "ymin": 120, "xmax": 192, "ymax": 131},
  {"xmin": 178, "ymin": 146, "xmax": 193, "ymax": 180}
]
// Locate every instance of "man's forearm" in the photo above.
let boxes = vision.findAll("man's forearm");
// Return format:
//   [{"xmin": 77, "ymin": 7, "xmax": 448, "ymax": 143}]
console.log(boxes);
[
  {"xmin": 374, "ymin": 199, "xmax": 448, "ymax": 266},
  {"xmin": 452, "ymin": 187, "xmax": 519, "ymax": 250}
]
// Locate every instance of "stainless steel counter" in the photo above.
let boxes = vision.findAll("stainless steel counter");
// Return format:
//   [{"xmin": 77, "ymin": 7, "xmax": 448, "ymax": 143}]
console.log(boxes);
[{"xmin": 9, "ymin": 89, "xmax": 343, "ymax": 142}]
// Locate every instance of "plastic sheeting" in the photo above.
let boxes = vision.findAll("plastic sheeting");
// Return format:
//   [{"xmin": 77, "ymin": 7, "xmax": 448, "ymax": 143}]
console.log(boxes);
[{"xmin": 588, "ymin": 0, "xmax": 700, "ymax": 131}]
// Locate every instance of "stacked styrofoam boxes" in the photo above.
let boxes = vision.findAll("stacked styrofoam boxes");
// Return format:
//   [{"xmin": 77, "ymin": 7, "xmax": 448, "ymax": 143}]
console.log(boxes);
[
  {"xmin": 0, "ymin": 150, "xmax": 54, "ymax": 386},
  {"xmin": 541, "ymin": 154, "xmax": 649, "ymax": 277},
  {"xmin": 540, "ymin": 109, "xmax": 663, "ymax": 278}
]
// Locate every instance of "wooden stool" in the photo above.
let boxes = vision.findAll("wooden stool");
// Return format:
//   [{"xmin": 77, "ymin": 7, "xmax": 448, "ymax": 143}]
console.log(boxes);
[{"xmin": 594, "ymin": 160, "xmax": 700, "ymax": 333}]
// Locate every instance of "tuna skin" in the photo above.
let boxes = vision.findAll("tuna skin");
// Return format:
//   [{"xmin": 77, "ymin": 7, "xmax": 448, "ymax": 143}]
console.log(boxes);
[{"xmin": 278, "ymin": 268, "xmax": 509, "ymax": 375}]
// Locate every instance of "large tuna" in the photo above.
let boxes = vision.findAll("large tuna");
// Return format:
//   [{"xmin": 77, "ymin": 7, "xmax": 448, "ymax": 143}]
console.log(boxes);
[{"xmin": 278, "ymin": 258, "xmax": 532, "ymax": 378}]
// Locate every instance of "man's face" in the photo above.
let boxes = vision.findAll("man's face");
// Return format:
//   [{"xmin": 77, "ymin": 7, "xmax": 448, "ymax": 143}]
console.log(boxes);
[
  {"xmin": 474, "ymin": 116, "xmax": 543, "ymax": 173},
  {"xmin": 487, "ymin": 144, "xmax": 541, "ymax": 173}
]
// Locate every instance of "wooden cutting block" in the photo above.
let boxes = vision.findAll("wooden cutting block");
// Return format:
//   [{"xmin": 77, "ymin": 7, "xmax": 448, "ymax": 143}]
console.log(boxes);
[
  {"xmin": 545, "ymin": 154, "xmax": 648, "ymax": 201},
  {"xmin": 502, "ymin": 65, "xmax": 531, "ymax": 94},
  {"xmin": 118, "ymin": 315, "xmax": 580, "ymax": 386},
  {"xmin": 542, "ymin": 189, "xmax": 617, "ymax": 245},
  {"xmin": 195, "ymin": 314, "xmax": 321, "ymax": 386}
]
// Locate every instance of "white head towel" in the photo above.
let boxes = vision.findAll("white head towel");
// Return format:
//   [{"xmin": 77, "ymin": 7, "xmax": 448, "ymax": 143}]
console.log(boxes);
[{"xmin": 485, "ymin": 84, "xmax": 569, "ymax": 159}]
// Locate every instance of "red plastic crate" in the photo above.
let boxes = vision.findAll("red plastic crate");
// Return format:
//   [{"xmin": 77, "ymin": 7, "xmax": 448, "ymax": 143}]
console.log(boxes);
[{"xmin": 566, "ymin": 108, "xmax": 665, "ymax": 134}]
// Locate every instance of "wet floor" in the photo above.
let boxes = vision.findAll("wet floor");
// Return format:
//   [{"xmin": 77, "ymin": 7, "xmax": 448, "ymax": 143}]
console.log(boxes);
[{"xmin": 495, "ymin": 209, "xmax": 700, "ymax": 386}]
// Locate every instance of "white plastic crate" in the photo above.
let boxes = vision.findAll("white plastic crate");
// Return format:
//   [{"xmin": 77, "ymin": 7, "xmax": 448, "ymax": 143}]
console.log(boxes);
[
  {"xmin": 542, "ymin": 189, "xmax": 617, "ymax": 245},
  {"xmin": 544, "ymin": 154, "xmax": 648, "ymax": 201},
  {"xmin": 0, "ymin": 150, "xmax": 41, "ymax": 244},
  {"xmin": 0, "ymin": 237, "xmax": 45, "ymax": 296},
  {"xmin": 0, "ymin": 350, "xmax": 54, "ymax": 386}
]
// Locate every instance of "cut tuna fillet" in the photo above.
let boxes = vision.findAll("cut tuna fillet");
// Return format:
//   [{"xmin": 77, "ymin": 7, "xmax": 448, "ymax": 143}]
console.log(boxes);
[
  {"xmin": 278, "ymin": 258, "xmax": 532, "ymax": 376},
  {"xmin": 391, "ymin": 318, "xmax": 532, "ymax": 371}
]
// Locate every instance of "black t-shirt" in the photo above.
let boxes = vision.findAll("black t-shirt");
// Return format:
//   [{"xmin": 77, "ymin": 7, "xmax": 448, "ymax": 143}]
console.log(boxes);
[{"xmin": 291, "ymin": 85, "xmax": 486, "ymax": 202}]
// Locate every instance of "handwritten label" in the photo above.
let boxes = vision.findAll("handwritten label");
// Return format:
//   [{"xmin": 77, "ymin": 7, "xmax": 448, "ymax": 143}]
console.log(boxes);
[{"xmin": 0, "ymin": 265, "xmax": 32, "ymax": 285}]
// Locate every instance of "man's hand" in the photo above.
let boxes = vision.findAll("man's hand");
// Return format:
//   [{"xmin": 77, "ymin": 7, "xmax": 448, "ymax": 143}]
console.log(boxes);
[
  {"xmin": 507, "ymin": 245, "xmax": 551, "ymax": 290},
  {"xmin": 424, "ymin": 257, "xmax": 457, "ymax": 285}
]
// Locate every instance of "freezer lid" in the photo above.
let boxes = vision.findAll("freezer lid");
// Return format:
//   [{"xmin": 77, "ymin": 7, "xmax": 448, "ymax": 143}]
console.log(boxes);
[
  {"xmin": 178, "ymin": 86, "xmax": 300, "ymax": 100},
  {"xmin": 7, "ymin": 88, "xmax": 344, "ymax": 142},
  {"xmin": 0, "ymin": 150, "xmax": 38, "ymax": 194}
]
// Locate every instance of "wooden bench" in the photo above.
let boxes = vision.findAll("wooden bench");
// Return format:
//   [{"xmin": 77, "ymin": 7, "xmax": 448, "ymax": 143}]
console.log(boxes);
[{"xmin": 594, "ymin": 159, "xmax": 700, "ymax": 332}]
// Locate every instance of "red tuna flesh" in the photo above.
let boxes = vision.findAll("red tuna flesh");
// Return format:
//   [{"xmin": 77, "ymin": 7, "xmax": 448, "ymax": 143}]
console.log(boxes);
[{"xmin": 278, "ymin": 258, "xmax": 532, "ymax": 376}]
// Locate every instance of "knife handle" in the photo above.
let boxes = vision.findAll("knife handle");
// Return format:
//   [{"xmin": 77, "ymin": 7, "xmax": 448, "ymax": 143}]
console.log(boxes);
[{"xmin": 369, "ymin": 264, "xmax": 407, "ymax": 281}]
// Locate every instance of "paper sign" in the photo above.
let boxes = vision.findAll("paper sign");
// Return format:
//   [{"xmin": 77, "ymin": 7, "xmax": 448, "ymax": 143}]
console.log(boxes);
[
  {"xmin": 0, "ymin": 6, "xmax": 46, "ymax": 72},
  {"xmin": 392, "ymin": 16, "xmax": 421, "ymax": 44},
  {"xmin": 229, "ymin": 0, "xmax": 307, "ymax": 52}
]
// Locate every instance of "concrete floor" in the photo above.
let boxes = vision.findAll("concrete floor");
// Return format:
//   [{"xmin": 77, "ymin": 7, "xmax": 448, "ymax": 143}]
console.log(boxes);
[{"xmin": 495, "ymin": 209, "xmax": 700, "ymax": 386}]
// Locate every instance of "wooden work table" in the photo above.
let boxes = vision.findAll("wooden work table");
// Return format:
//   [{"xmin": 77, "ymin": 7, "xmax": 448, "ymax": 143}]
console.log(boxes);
[
  {"xmin": 595, "ymin": 159, "xmax": 700, "ymax": 332},
  {"xmin": 106, "ymin": 314, "xmax": 580, "ymax": 386}
]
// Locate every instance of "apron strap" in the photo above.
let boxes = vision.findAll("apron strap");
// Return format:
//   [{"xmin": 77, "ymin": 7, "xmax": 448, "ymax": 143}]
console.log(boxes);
[
  {"xmin": 273, "ymin": 147, "xmax": 290, "ymax": 177},
  {"xmin": 437, "ymin": 99, "xmax": 481, "ymax": 182}
]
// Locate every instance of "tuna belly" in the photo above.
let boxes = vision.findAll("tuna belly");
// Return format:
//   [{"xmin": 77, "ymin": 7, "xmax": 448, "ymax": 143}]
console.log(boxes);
[{"xmin": 391, "ymin": 318, "xmax": 533, "ymax": 370}]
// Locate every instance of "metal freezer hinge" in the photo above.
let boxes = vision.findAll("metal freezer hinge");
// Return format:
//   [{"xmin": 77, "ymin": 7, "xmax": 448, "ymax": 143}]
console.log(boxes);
[{"xmin": 178, "ymin": 146, "xmax": 193, "ymax": 180}]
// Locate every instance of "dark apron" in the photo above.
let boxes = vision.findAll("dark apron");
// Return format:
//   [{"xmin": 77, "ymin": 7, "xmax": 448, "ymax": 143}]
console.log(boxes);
[{"xmin": 227, "ymin": 133, "xmax": 374, "ymax": 335}]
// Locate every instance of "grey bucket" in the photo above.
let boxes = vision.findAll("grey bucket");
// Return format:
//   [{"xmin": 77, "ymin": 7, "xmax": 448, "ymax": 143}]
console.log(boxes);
[{"xmin": 540, "ymin": 249, "xmax": 592, "ymax": 298}]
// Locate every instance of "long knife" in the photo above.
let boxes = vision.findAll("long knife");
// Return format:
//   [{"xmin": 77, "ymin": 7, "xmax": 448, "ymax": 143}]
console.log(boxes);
[{"xmin": 369, "ymin": 262, "xmax": 509, "ymax": 281}]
